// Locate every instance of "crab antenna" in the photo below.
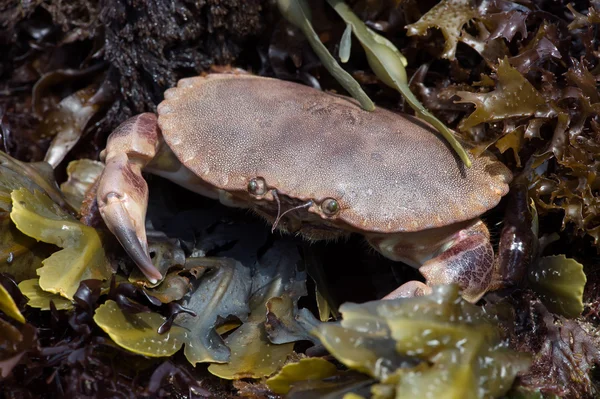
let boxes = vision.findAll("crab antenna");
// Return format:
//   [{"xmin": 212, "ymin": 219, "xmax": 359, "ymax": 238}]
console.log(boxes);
[
  {"xmin": 272, "ymin": 190, "xmax": 282, "ymax": 228},
  {"xmin": 271, "ymin": 190, "xmax": 313, "ymax": 232}
]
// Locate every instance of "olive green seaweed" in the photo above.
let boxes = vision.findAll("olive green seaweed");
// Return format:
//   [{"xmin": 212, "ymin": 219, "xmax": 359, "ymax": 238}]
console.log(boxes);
[
  {"xmin": 1, "ymin": 151, "xmax": 69, "ymax": 281},
  {"xmin": 456, "ymin": 58, "xmax": 554, "ymax": 132},
  {"xmin": 145, "ymin": 272, "xmax": 191, "ymax": 303},
  {"xmin": 265, "ymin": 296, "xmax": 321, "ymax": 345},
  {"xmin": 207, "ymin": 310, "xmax": 295, "ymax": 380},
  {"xmin": 326, "ymin": 0, "xmax": 471, "ymax": 167},
  {"xmin": 527, "ymin": 200, "xmax": 585, "ymax": 318},
  {"xmin": 313, "ymin": 285, "xmax": 531, "ymax": 399},
  {"xmin": 528, "ymin": 255, "xmax": 586, "ymax": 318},
  {"xmin": 343, "ymin": 393, "xmax": 366, "ymax": 399},
  {"xmin": 18, "ymin": 279, "xmax": 73, "ymax": 311},
  {"xmin": 276, "ymin": 0, "xmax": 375, "ymax": 111},
  {"xmin": 283, "ymin": 372, "xmax": 374, "ymax": 398},
  {"xmin": 0, "ymin": 282, "xmax": 25, "ymax": 323},
  {"xmin": 93, "ymin": 259, "xmax": 251, "ymax": 361},
  {"xmin": 0, "ymin": 214, "xmax": 47, "ymax": 282},
  {"xmin": 208, "ymin": 240, "xmax": 305, "ymax": 379},
  {"xmin": 128, "ymin": 232, "xmax": 186, "ymax": 287},
  {"xmin": 0, "ymin": 151, "xmax": 69, "ymax": 211},
  {"xmin": 10, "ymin": 188, "xmax": 113, "ymax": 299},
  {"xmin": 93, "ymin": 250, "xmax": 311, "ymax": 372},
  {"xmin": 94, "ymin": 300, "xmax": 187, "ymax": 357},
  {"xmin": 405, "ymin": 0, "xmax": 478, "ymax": 60},
  {"xmin": 316, "ymin": 287, "xmax": 335, "ymax": 321},
  {"xmin": 176, "ymin": 257, "xmax": 252, "ymax": 366},
  {"xmin": 267, "ymin": 357, "xmax": 339, "ymax": 394},
  {"xmin": 304, "ymin": 246, "xmax": 341, "ymax": 321},
  {"xmin": 339, "ymin": 23, "xmax": 353, "ymax": 63}
]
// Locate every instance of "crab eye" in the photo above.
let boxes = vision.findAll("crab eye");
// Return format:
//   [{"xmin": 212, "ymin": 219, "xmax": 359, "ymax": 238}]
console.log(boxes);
[
  {"xmin": 247, "ymin": 177, "xmax": 267, "ymax": 196},
  {"xmin": 321, "ymin": 198, "xmax": 340, "ymax": 216}
]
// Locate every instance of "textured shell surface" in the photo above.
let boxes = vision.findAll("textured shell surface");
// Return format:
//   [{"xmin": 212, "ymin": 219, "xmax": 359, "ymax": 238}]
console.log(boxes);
[{"xmin": 157, "ymin": 74, "xmax": 512, "ymax": 233}]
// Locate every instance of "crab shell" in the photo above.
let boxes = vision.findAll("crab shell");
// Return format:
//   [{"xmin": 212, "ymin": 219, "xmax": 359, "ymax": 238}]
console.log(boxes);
[{"xmin": 156, "ymin": 74, "xmax": 511, "ymax": 235}]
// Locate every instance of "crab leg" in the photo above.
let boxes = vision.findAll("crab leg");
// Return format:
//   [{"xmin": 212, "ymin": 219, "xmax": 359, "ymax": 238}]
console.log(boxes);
[
  {"xmin": 97, "ymin": 113, "xmax": 163, "ymax": 283},
  {"xmin": 417, "ymin": 221, "xmax": 494, "ymax": 302},
  {"xmin": 97, "ymin": 113, "xmax": 236, "ymax": 283},
  {"xmin": 368, "ymin": 220, "xmax": 495, "ymax": 302}
]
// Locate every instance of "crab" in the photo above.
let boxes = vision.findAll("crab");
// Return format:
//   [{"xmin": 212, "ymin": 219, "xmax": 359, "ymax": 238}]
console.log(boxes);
[{"xmin": 97, "ymin": 73, "xmax": 512, "ymax": 302}]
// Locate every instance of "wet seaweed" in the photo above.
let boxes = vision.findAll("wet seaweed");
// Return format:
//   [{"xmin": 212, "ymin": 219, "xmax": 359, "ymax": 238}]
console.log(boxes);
[{"xmin": 2, "ymin": 0, "xmax": 600, "ymax": 398}]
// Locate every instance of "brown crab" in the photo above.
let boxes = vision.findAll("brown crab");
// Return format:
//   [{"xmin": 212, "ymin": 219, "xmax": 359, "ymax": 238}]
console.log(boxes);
[{"xmin": 97, "ymin": 74, "xmax": 512, "ymax": 301}]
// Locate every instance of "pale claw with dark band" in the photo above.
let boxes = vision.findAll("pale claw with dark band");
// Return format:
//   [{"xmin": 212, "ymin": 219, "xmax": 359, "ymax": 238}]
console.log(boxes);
[{"xmin": 99, "ymin": 192, "xmax": 162, "ymax": 283}]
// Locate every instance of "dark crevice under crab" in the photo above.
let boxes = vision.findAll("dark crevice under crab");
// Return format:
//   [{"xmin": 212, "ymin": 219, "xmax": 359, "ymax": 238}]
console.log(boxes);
[{"xmin": 97, "ymin": 74, "xmax": 512, "ymax": 302}]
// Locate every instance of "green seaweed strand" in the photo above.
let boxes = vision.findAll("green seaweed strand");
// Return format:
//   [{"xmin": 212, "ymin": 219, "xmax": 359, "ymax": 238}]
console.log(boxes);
[
  {"xmin": 339, "ymin": 23, "xmax": 352, "ymax": 62},
  {"xmin": 276, "ymin": 0, "xmax": 375, "ymax": 111},
  {"xmin": 327, "ymin": 0, "xmax": 472, "ymax": 167}
]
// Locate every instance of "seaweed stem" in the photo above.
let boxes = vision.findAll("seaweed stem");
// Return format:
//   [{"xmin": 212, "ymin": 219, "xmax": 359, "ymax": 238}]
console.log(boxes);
[{"xmin": 326, "ymin": 0, "xmax": 472, "ymax": 167}]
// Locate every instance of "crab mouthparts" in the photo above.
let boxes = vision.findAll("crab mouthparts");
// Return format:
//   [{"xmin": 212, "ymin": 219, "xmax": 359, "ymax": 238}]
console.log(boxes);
[{"xmin": 271, "ymin": 190, "xmax": 313, "ymax": 232}]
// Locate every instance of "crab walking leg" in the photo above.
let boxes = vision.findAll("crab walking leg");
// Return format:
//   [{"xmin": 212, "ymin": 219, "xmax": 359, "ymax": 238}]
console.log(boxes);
[
  {"xmin": 418, "ymin": 221, "xmax": 494, "ymax": 302},
  {"xmin": 368, "ymin": 219, "xmax": 495, "ymax": 302},
  {"xmin": 97, "ymin": 113, "xmax": 163, "ymax": 283}
]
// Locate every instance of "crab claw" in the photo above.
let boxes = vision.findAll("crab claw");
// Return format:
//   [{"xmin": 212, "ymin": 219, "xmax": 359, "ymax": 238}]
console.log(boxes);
[
  {"xmin": 100, "ymin": 191, "xmax": 161, "ymax": 283},
  {"xmin": 97, "ymin": 114, "xmax": 162, "ymax": 283}
]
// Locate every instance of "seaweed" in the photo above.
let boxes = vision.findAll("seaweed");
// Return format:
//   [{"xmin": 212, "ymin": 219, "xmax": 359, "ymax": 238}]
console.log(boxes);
[
  {"xmin": 2, "ymin": 0, "xmax": 600, "ymax": 397},
  {"xmin": 102, "ymin": 0, "xmax": 266, "ymax": 117},
  {"xmin": 277, "ymin": 0, "xmax": 375, "ymax": 110},
  {"xmin": 94, "ymin": 299, "xmax": 188, "ymax": 358},
  {"xmin": 10, "ymin": 188, "xmax": 112, "ymax": 299},
  {"xmin": 40, "ymin": 83, "xmax": 109, "ymax": 168},
  {"xmin": 0, "ymin": 279, "xmax": 25, "ymax": 324},
  {"xmin": 59, "ymin": 159, "xmax": 104, "ymax": 212},
  {"xmin": 0, "ymin": 151, "xmax": 69, "ymax": 281},
  {"xmin": 313, "ymin": 285, "xmax": 531, "ymax": 398},
  {"xmin": 528, "ymin": 255, "xmax": 586, "ymax": 318},
  {"xmin": 18, "ymin": 278, "xmax": 73, "ymax": 311},
  {"xmin": 455, "ymin": 57, "xmax": 554, "ymax": 137},
  {"xmin": 281, "ymin": 0, "xmax": 472, "ymax": 166},
  {"xmin": 208, "ymin": 239, "xmax": 305, "ymax": 379},
  {"xmin": 266, "ymin": 357, "xmax": 339, "ymax": 395},
  {"xmin": 94, "ymin": 257, "xmax": 251, "ymax": 363},
  {"xmin": 327, "ymin": 0, "xmax": 472, "ymax": 167},
  {"xmin": 1, "ymin": 0, "xmax": 265, "ymax": 162},
  {"xmin": 175, "ymin": 258, "xmax": 252, "ymax": 365},
  {"xmin": 507, "ymin": 302, "xmax": 600, "ymax": 398},
  {"xmin": 406, "ymin": 0, "xmax": 479, "ymax": 60}
]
